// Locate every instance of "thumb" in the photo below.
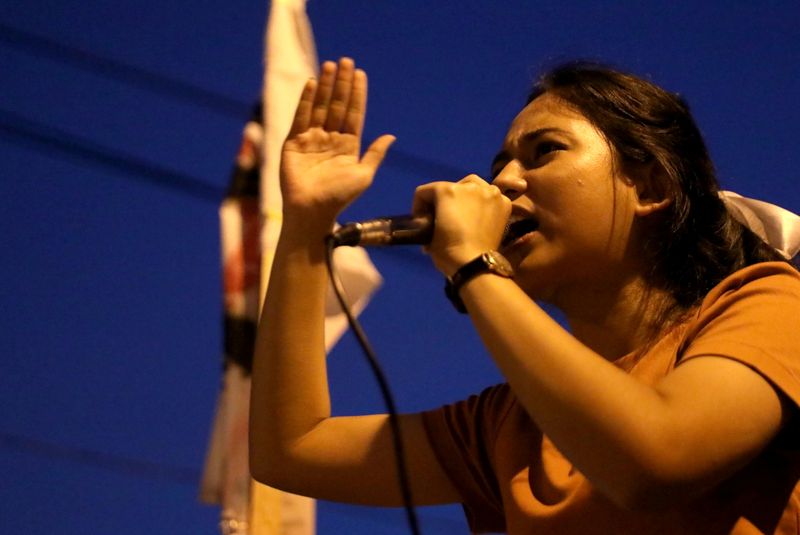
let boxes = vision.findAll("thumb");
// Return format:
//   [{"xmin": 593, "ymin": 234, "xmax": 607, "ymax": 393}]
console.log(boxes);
[{"xmin": 361, "ymin": 134, "xmax": 396, "ymax": 171}]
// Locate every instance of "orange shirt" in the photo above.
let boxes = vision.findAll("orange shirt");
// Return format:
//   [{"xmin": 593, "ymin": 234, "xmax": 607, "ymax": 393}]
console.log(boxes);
[{"xmin": 422, "ymin": 262, "xmax": 800, "ymax": 534}]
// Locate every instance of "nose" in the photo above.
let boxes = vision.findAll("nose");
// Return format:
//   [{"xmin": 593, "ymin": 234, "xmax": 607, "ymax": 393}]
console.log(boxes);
[{"xmin": 491, "ymin": 161, "xmax": 527, "ymax": 201}]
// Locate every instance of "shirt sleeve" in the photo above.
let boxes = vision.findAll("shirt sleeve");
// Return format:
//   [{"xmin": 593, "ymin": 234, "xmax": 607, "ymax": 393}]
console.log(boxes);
[
  {"xmin": 420, "ymin": 383, "xmax": 514, "ymax": 533},
  {"xmin": 679, "ymin": 262, "xmax": 800, "ymax": 408}
]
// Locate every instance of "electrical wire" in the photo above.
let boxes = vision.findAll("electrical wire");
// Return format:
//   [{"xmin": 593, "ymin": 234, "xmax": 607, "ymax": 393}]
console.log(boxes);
[
  {"xmin": 0, "ymin": 22, "xmax": 470, "ymax": 185},
  {"xmin": 0, "ymin": 22, "xmax": 251, "ymax": 119},
  {"xmin": 0, "ymin": 431, "xmax": 200, "ymax": 485},
  {"xmin": 0, "ymin": 25, "xmax": 467, "ymax": 526},
  {"xmin": 0, "ymin": 107, "xmax": 225, "ymax": 204},
  {"xmin": 324, "ymin": 237, "xmax": 422, "ymax": 535}
]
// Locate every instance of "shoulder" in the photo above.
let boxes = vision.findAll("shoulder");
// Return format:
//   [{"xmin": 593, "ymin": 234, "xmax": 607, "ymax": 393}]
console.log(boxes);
[
  {"xmin": 698, "ymin": 261, "xmax": 800, "ymax": 310},
  {"xmin": 684, "ymin": 262, "xmax": 800, "ymax": 339},
  {"xmin": 421, "ymin": 383, "xmax": 516, "ymax": 436},
  {"xmin": 679, "ymin": 261, "xmax": 800, "ymax": 407}
]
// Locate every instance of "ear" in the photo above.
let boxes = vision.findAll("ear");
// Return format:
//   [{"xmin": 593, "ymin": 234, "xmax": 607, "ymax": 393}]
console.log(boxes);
[{"xmin": 630, "ymin": 162, "xmax": 672, "ymax": 217}]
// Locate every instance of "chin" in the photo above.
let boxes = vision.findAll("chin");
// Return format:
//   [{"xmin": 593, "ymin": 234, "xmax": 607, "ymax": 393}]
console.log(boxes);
[{"xmin": 512, "ymin": 261, "xmax": 559, "ymax": 300}]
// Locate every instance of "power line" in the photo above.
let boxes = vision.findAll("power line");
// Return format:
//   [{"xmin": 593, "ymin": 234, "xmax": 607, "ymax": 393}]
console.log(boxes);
[
  {"xmin": 0, "ymin": 21, "xmax": 472, "ymax": 183},
  {"xmin": 0, "ymin": 431, "xmax": 200, "ymax": 486},
  {"xmin": 0, "ymin": 22, "xmax": 252, "ymax": 119},
  {"xmin": 0, "ymin": 106, "xmax": 447, "ymax": 277},
  {"xmin": 0, "ymin": 107, "xmax": 225, "ymax": 204},
  {"xmin": 0, "ymin": 105, "xmax": 474, "ymax": 209},
  {"xmin": 1, "ymin": 430, "xmax": 469, "ymax": 530}
]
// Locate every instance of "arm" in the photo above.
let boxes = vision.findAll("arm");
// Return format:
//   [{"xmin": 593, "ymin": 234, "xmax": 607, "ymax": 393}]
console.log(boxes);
[
  {"xmin": 463, "ymin": 275, "xmax": 787, "ymax": 509},
  {"xmin": 248, "ymin": 58, "xmax": 458, "ymax": 506},
  {"xmin": 413, "ymin": 179, "xmax": 789, "ymax": 510}
]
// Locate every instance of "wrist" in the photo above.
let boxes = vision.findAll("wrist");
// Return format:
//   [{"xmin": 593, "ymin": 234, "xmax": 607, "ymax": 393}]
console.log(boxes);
[
  {"xmin": 444, "ymin": 250, "xmax": 514, "ymax": 313},
  {"xmin": 281, "ymin": 213, "xmax": 335, "ymax": 242},
  {"xmin": 436, "ymin": 248, "xmax": 487, "ymax": 279}
]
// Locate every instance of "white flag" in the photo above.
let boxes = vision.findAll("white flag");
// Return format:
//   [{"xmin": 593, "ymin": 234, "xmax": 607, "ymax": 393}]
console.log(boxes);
[{"xmin": 253, "ymin": 1, "xmax": 383, "ymax": 534}]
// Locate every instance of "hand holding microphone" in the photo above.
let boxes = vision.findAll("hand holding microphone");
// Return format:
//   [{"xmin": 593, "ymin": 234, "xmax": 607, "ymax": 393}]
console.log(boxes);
[{"xmin": 332, "ymin": 176, "xmax": 512, "ymax": 278}]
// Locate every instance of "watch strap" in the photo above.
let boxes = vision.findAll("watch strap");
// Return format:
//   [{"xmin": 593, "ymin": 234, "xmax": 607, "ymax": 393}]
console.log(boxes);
[{"xmin": 444, "ymin": 251, "xmax": 513, "ymax": 313}]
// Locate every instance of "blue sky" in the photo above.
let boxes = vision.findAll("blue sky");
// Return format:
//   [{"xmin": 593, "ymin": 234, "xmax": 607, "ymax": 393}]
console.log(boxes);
[{"xmin": 1, "ymin": 1, "xmax": 798, "ymax": 533}]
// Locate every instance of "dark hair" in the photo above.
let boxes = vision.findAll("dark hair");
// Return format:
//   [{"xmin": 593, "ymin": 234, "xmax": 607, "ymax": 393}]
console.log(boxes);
[{"xmin": 528, "ymin": 62, "xmax": 793, "ymax": 313}]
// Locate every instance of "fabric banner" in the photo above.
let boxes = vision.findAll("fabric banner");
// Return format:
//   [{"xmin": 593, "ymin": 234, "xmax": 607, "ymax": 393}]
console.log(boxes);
[
  {"xmin": 200, "ymin": 107, "xmax": 264, "ymax": 535},
  {"xmin": 256, "ymin": 1, "xmax": 382, "ymax": 530},
  {"xmin": 201, "ymin": 1, "xmax": 383, "ymax": 534}
]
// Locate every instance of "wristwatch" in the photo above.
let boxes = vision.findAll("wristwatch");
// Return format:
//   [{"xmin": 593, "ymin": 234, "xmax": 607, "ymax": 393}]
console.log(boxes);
[{"xmin": 444, "ymin": 250, "xmax": 514, "ymax": 313}]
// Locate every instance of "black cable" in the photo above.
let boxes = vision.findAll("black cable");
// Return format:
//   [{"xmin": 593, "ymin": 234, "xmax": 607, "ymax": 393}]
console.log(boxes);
[
  {"xmin": 0, "ymin": 22, "xmax": 251, "ymax": 119},
  {"xmin": 324, "ymin": 237, "xmax": 422, "ymax": 535},
  {"xmin": 0, "ymin": 102, "xmax": 472, "ymax": 212},
  {"xmin": 0, "ymin": 23, "xmax": 471, "ymax": 184},
  {"xmin": 0, "ymin": 107, "xmax": 225, "ymax": 204},
  {"xmin": 0, "ymin": 431, "xmax": 200, "ymax": 486}
]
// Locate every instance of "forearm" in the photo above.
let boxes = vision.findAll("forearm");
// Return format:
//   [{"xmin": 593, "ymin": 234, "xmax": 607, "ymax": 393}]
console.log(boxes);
[
  {"xmin": 248, "ymin": 221, "xmax": 333, "ymax": 478},
  {"xmin": 247, "ymin": 221, "xmax": 461, "ymax": 505}
]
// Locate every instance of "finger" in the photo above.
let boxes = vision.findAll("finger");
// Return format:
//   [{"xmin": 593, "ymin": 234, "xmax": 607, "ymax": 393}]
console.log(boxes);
[
  {"xmin": 343, "ymin": 68, "xmax": 367, "ymax": 135},
  {"xmin": 287, "ymin": 77, "xmax": 317, "ymax": 138},
  {"xmin": 325, "ymin": 58, "xmax": 355, "ymax": 132},
  {"xmin": 411, "ymin": 181, "xmax": 450, "ymax": 216},
  {"xmin": 462, "ymin": 180, "xmax": 505, "ymax": 208},
  {"xmin": 309, "ymin": 61, "xmax": 337, "ymax": 127},
  {"xmin": 457, "ymin": 174, "xmax": 487, "ymax": 185},
  {"xmin": 360, "ymin": 134, "xmax": 396, "ymax": 172},
  {"xmin": 456, "ymin": 175, "xmax": 507, "ymax": 207}
]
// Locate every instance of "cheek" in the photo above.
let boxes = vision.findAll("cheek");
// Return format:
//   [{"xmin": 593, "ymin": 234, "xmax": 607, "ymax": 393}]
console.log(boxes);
[
  {"xmin": 541, "ymin": 177, "xmax": 614, "ymax": 235},
  {"xmin": 576, "ymin": 183, "xmax": 638, "ymax": 259},
  {"xmin": 548, "ymin": 182, "xmax": 634, "ymax": 260},
  {"xmin": 526, "ymin": 148, "xmax": 632, "ymax": 250}
]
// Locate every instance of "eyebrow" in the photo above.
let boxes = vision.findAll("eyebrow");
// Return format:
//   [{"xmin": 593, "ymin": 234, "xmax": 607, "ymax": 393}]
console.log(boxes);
[{"xmin": 491, "ymin": 127, "xmax": 571, "ymax": 172}]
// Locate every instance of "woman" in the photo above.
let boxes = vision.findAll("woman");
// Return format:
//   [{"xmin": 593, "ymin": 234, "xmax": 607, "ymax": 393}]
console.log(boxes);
[{"xmin": 249, "ymin": 57, "xmax": 800, "ymax": 533}]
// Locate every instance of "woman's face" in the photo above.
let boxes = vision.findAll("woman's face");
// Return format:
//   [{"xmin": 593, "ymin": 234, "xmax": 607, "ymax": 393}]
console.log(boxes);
[{"xmin": 492, "ymin": 92, "xmax": 643, "ymax": 303}]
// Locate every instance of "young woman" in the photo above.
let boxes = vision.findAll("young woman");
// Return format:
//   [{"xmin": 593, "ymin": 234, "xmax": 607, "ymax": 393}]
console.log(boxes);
[{"xmin": 249, "ymin": 57, "xmax": 800, "ymax": 533}]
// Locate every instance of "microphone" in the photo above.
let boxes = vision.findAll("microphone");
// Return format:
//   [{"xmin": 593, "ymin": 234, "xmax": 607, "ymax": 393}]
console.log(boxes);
[{"xmin": 330, "ymin": 215, "xmax": 434, "ymax": 247}]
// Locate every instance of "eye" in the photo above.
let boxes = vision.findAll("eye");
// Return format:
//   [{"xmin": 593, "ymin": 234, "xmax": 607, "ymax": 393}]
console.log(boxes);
[{"xmin": 534, "ymin": 141, "xmax": 564, "ymax": 159}]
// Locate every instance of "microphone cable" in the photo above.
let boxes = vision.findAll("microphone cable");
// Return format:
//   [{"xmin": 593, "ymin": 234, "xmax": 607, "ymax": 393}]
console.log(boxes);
[{"xmin": 324, "ymin": 236, "xmax": 422, "ymax": 535}]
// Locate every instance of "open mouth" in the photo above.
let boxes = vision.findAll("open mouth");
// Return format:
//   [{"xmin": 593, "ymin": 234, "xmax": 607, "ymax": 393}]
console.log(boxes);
[{"xmin": 501, "ymin": 218, "xmax": 539, "ymax": 248}]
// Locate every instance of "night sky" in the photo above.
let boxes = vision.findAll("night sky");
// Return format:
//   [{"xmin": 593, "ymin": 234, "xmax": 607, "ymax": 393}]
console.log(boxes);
[{"xmin": 1, "ymin": 1, "xmax": 798, "ymax": 533}]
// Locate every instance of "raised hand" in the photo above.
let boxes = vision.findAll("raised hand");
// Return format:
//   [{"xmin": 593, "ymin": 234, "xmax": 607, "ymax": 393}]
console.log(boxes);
[{"xmin": 280, "ymin": 58, "xmax": 395, "ymax": 232}]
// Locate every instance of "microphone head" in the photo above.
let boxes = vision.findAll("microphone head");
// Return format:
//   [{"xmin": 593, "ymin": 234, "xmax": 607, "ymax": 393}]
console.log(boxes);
[{"xmin": 329, "ymin": 222, "xmax": 363, "ymax": 247}]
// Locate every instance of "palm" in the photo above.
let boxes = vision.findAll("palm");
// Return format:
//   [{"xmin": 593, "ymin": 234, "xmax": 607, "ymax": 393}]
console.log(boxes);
[
  {"xmin": 282, "ymin": 129, "xmax": 366, "ymax": 209},
  {"xmin": 280, "ymin": 59, "xmax": 394, "ymax": 223}
]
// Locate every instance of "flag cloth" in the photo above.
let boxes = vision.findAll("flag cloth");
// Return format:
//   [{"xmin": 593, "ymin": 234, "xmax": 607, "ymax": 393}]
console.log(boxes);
[
  {"xmin": 199, "ymin": 105, "xmax": 264, "ymax": 535},
  {"xmin": 259, "ymin": 0, "xmax": 381, "ymax": 353},
  {"xmin": 201, "ymin": 1, "xmax": 383, "ymax": 534}
]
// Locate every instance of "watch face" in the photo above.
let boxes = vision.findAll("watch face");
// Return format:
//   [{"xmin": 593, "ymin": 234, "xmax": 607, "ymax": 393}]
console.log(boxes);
[{"xmin": 485, "ymin": 251, "xmax": 514, "ymax": 277}]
